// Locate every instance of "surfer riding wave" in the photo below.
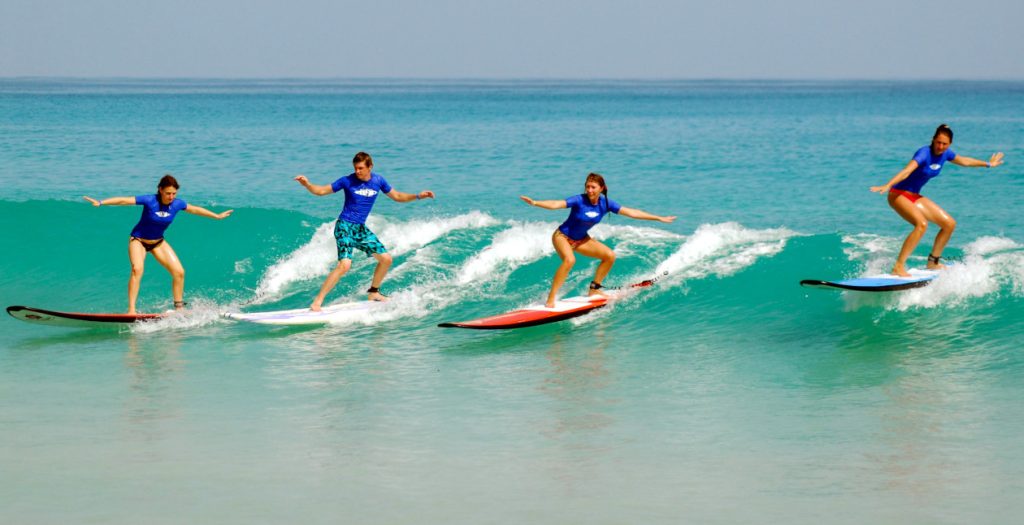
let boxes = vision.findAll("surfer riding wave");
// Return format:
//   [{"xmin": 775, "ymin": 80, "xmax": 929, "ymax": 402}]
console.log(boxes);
[
  {"xmin": 869, "ymin": 124, "xmax": 1004, "ymax": 277},
  {"xmin": 521, "ymin": 172, "xmax": 676, "ymax": 308},
  {"xmin": 83, "ymin": 175, "xmax": 233, "ymax": 314}
]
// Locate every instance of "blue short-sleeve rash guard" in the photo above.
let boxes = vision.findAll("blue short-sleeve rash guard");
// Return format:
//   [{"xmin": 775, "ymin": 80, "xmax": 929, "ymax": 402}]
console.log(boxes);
[
  {"xmin": 893, "ymin": 146, "xmax": 957, "ymax": 194},
  {"xmin": 331, "ymin": 172, "xmax": 393, "ymax": 224},
  {"xmin": 557, "ymin": 194, "xmax": 621, "ymax": 240},
  {"xmin": 130, "ymin": 194, "xmax": 187, "ymax": 240}
]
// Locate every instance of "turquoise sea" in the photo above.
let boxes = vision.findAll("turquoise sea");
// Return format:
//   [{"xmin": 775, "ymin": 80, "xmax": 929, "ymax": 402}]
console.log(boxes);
[{"xmin": 1, "ymin": 79, "xmax": 1022, "ymax": 523}]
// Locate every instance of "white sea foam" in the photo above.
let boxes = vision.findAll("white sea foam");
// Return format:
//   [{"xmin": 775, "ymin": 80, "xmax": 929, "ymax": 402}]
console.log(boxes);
[
  {"xmin": 455, "ymin": 220, "xmax": 555, "ymax": 285},
  {"xmin": 370, "ymin": 210, "xmax": 499, "ymax": 255},
  {"xmin": 253, "ymin": 221, "xmax": 336, "ymax": 301},
  {"xmin": 964, "ymin": 236, "xmax": 1020, "ymax": 256},
  {"xmin": 840, "ymin": 233, "xmax": 900, "ymax": 275},
  {"xmin": 129, "ymin": 298, "xmax": 226, "ymax": 333},
  {"xmin": 233, "ymin": 257, "xmax": 253, "ymax": 274},
  {"xmin": 654, "ymin": 222, "xmax": 798, "ymax": 282},
  {"xmin": 590, "ymin": 223, "xmax": 685, "ymax": 258}
]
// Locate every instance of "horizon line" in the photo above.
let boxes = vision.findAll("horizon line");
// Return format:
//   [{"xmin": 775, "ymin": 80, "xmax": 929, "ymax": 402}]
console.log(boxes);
[{"xmin": 2, "ymin": 76, "xmax": 1024, "ymax": 83}]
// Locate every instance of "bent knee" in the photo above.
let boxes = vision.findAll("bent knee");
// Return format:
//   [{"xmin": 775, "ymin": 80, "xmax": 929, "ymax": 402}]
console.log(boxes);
[
  {"xmin": 561, "ymin": 256, "xmax": 577, "ymax": 267},
  {"xmin": 378, "ymin": 253, "xmax": 393, "ymax": 264},
  {"xmin": 171, "ymin": 268, "xmax": 185, "ymax": 280}
]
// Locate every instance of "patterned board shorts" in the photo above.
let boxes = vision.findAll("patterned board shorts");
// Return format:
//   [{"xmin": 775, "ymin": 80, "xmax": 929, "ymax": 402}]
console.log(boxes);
[{"xmin": 334, "ymin": 219, "xmax": 387, "ymax": 260}]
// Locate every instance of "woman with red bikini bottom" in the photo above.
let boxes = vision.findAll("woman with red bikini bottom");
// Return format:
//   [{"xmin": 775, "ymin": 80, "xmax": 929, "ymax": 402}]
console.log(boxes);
[{"xmin": 870, "ymin": 124, "xmax": 1004, "ymax": 277}]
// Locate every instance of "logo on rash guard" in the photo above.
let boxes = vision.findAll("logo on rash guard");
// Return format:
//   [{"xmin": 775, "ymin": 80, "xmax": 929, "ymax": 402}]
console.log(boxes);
[
  {"xmin": 585, "ymin": 211, "xmax": 599, "ymax": 218},
  {"xmin": 156, "ymin": 211, "xmax": 171, "ymax": 218},
  {"xmin": 354, "ymin": 189, "xmax": 378, "ymax": 197},
  {"xmin": 930, "ymin": 164, "xmax": 941, "ymax": 170}
]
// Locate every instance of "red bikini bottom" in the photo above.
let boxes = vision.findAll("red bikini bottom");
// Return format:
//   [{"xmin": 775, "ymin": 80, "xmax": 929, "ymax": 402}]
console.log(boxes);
[{"xmin": 889, "ymin": 188, "xmax": 922, "ymax": 203}]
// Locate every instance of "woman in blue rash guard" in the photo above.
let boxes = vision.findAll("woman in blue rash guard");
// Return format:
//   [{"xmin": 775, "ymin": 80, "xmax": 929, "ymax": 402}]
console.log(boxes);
[
  {"xmin": 870, "ymin": 124, "xmax": 1004, "ymax": 276},
  {"xmin": 520, "ymin": 172, "xmax": 676, "ymax": 308},
  {"xmin": 83, "ymin": 175, "xmax": 233, "ymax": 313}
]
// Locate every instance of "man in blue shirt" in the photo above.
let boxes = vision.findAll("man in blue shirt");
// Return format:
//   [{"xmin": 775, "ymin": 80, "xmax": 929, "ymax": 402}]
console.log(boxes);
[{"xmin": 295, "ymin": 152, "xmax": 435, "ymax": 311}]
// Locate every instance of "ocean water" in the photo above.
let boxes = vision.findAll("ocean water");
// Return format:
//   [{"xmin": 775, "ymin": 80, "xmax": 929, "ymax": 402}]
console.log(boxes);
[{"xmin": 1, "ymin": 79, "xmax": 1022, "ymax": 524}]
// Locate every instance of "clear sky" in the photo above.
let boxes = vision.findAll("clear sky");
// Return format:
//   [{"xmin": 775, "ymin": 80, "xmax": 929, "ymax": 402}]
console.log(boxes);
[{"xmin": 1, "ymin": 0, "xmax": 1022, "ymax": 79}]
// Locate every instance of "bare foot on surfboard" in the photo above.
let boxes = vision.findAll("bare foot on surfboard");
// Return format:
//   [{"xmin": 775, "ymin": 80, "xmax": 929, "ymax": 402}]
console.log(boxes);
[{"xmin": 891, "ymin": 262, "xmax": 911, "ymax": 277}]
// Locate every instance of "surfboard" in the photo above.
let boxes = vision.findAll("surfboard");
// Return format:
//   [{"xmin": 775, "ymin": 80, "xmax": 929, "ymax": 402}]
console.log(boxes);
[
  {"xmin": 6, "ymin": 305, "xmax": 166, "ymax": 327},
  {"xmin": 223, "ymin": 300, "xmax": 385, "ymax": 326},
  {"xmin": 438, "ymin": 278, "xmax": 658, "ymax": 330},
  {"xmin": 800, "ymin": 268, "xmax": 939, "ymax": 292}
]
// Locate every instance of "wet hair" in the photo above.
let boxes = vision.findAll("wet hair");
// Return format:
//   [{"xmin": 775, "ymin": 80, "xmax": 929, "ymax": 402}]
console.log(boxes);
[
  {"xmin": 586, "ymin": 172, "xmax": 608, "ymax": 198},
  {"xmin": 352, "ymin": 151, "xmax": 373, "ymax": 167},
  {"xmin": 933, "ymin": 124, "xmax": 953, "ymax": 143},
  {"xmin": 158, "ymin": 174, "xmax": 179, "ymax": 190}
]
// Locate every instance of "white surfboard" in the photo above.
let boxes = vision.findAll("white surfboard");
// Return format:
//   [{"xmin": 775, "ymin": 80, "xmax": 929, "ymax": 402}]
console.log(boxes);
[{"xmin": 223, "ymin": 300, "xmax": 385, "ymax": 326}]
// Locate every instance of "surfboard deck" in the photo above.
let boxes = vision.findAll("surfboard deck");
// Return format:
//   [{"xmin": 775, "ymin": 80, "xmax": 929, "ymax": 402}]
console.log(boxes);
[
  {"xmin": 6, "ymin": 305, "xmax": 166, "ymax": 327},
  {"xmin": 439, "ymin": 295, "xmax": 610, "ymax": 330},
  {"xmin": 800, "ymin": 268, "xmax": 939, "ymax": 292},
  {"xmin": 439, "ymin": 277, "xmax": 658, "ymax": 330},
  {"xmin": 223, "ymin": 300, "xmax": 385, "ymax": 326}
]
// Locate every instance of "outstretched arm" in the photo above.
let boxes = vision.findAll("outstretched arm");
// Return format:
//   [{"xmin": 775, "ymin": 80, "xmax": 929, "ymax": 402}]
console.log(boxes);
[
  {"xmin": 385, "ymin": 189, "xmax": 435, "ymax": 203},
  {"xmin": 184, "ymin": 204, "xmax": 233, "ymax": 220},
  {"xmin": 618, "ymin": 207, "xmax": 676, "ymax": 223},
  {"xmin": 951, "ymin": 152, "xmax": 1004, "ymax": 168},
  {"xmin": 520, "ymin": 196, "xmax": 567, "ymax": 210},
  {"xmin": 83, "ymin": 196, "xmax": 135, "ymax": 206},
  {"xmin": 869, "ymin": 160, "xmax": 918, "ymax": 194},
  {"xmin": 294, "ymin": 175, "xmax": 334, "ymax": 196}
]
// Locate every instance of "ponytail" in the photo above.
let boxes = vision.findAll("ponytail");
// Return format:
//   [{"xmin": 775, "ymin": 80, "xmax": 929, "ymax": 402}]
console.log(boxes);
[{"xmin": 933, "ymin": 123, "xmax": 953, "ymax": 143}]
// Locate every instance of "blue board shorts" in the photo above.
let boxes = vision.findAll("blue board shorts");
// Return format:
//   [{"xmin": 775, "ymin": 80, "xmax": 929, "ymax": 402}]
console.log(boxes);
[{"xmin": 334, "ymin": 219, "xmax": 387, "ymax": 260}]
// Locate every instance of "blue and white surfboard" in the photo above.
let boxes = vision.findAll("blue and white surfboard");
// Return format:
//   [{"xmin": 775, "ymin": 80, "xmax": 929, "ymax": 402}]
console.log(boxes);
[{"xmin": 800, "ymin": 268, "xmax": 939, "ymax": 292}]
